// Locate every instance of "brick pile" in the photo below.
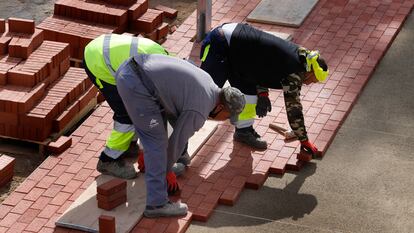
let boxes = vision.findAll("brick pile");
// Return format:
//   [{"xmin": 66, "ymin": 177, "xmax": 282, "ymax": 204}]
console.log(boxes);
[
  {"xmin": 0, "ymin": 18, "xmax": 98, "ymax": 142},
  {"xmin": 97, "ymin": 178, "xmax": 127, "ymax": 211},
  {"xmin": 37, "ymin": 0, "xmax": 177, "ymax": 60}
]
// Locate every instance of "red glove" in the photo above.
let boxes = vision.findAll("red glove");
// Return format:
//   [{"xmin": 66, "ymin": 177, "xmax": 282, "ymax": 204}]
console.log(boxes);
[
  {"xmin": 166, "ymin": 171, "xmax": 180, "ymax": 195},
  {"xmin": 137, "ymin": 150, "xmax": 145, "ymax": 173},
  {"xmin": 300, "ymin": 140, "xmax": 319, "ymax": 158},
  {"xmin": 256, "ymin": 92, "xmax": 272, "ymax": 118}
]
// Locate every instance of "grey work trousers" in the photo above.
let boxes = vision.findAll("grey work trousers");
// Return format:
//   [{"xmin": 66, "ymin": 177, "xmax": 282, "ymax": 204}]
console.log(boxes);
[{"xmin": 116, "ymin": 58, "xmax": 169, "ymax": 207}]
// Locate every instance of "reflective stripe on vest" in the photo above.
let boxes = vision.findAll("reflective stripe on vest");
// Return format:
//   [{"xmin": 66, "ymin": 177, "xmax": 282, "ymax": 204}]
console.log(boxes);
[
  {"xmin": 103, "ymin": 35, "xmax": 139, "ymax": 77},
  {"xmin": 235, "ymin": 95, "xmax": 257, "ymax": 128},
  {"xmin": 104, "ymin": 121, "xmax": 136, "ymax": 158},
  {"xmin": 84, "ymin": 34, "xmax": 169, "ymax": 86}
]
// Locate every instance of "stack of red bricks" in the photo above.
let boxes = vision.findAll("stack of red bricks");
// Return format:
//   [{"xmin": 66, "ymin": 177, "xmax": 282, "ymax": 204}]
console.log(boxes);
[
  {"xmin": 37, "ymin": 0, "xmax": 177, "ymax": 60},
  {"xmin": 0, "ymin": 18, "xmax": 97, "ymax": 142},
  {"xmin": 0, "ymin": 155, "xmax": 15, "ymax": 188},
  {"xmin": 97, "ymin": 178, "xmax": 127, "ymax": 211}
]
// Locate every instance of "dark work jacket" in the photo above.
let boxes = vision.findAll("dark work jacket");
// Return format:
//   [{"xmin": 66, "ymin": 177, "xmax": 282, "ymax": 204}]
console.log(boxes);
[{"xmin": 228, "ymin": 24, "xmax": 306, "ymax": 89}]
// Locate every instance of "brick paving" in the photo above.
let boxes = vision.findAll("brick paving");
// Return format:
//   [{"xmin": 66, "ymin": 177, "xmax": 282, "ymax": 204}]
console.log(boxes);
[{"xmin": 0, "ymin": 0, "xmax": 413, "ymax": 232}]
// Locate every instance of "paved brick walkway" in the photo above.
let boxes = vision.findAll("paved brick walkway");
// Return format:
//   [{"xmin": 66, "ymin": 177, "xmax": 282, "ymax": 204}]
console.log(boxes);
[{"xmin": 0, "ymin": 0, "xmax": 413, "ymax": 232}]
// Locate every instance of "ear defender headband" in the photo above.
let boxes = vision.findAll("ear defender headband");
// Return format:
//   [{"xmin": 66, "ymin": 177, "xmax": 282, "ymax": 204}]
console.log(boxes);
[{"xmin": 306, "ymin": 50, "xmax": 329, "ymax": 82}]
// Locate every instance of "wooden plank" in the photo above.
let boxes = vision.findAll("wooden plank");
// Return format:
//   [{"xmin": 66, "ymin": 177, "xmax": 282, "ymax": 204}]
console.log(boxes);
[
  {"xmin": 247, "ymin": 0, "xmax": 319, "ymax": 28},
  {"xmin": 56, "ymin": 120, "xmax": 218, "ymax": 232}
]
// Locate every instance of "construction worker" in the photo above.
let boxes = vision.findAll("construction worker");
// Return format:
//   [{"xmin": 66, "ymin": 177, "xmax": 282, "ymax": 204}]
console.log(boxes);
[
  {"xmin": 84, "ymin": 34, "xmax": 188, "ymax": 180},
  {"xmin": 200, "ymin": 23, "xmax": 329, "ymax": 155},
  {"xmin": 115, "ymin": 54, "xmax": 245, "ymax": 217}
]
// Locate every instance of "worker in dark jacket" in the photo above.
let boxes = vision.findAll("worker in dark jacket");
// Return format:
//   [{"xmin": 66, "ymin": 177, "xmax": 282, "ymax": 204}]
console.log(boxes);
[
  {"xmin": 115, "ymin": 54, "xmax": 245, "ymax": 218},
  {"xmin": 200, "ymin": 23, "xmax": 329, "ymax": 155}
]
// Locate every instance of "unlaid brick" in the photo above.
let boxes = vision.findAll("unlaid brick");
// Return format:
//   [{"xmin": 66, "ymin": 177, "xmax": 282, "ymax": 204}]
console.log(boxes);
[
  {"xmin": 97, "ymin": 178, "xmax": 127, "ymax": 196},
  {"xmin": 128, "ymin": 0, "xmax": 149, "ymax": 21},
  {"xmin": 134, "ymin": 9, "xmax": 163, "ymax": 33},
  {"xmin": 8, "ymin": 18, "xmax": 35, "ymax": 34},
  {"xmin": 97, "ymin": 195, "xmax": 127, "ymax": 211},
  {"xmin": 157, "ymin": 22, "xmax": 169, "ymax": 40},
  {"xmin": 99, "ymin": 215, "xmax": 116, "ymax": 233},
  {"xmin": 0, "ymin": 155, "xmax": 15, "ymax": 187},
  {"xmin": 155, "ymin": 5, "xmax": 178, "ymax": 19},
  {"xmin": 46, "ymin": 136, "xmax": 72, "ymax": 154},
  {"xmin": 0, "ymin": 19, "xmax": 5, "ymax": 33}
]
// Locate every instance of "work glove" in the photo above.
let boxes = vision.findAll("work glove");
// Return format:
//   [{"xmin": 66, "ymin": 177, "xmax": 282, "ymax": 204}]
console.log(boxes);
[
  {"xmin": 256, "ymin": 92, "xmax": 272, "ymax": 118},
  {"xmin": 137, "ymin": 150, "xmax": 145, "ymax": 173},
  {"xmin": 300, "ymin": 140, "xmax": 319, "ymax": 158},
  {"xmin": 166, "ymin": 171, "xmax": 180, "ymax": 195}
]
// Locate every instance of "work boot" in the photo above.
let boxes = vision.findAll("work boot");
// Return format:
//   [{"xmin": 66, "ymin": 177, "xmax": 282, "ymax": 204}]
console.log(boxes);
[
  {"xmin": 97, "ymin": 159, "xmax": 137, "ymax": 179},
  {"xmin": 234, "ymin": 126, "xmax": 268, "ymax": 150},
  {"xmin": 177, "ymin": 152, "xmax": 191, "ymax": 166},
  {"xmin": 137, "ymin": 152, "xmax": 185, "ymax": 177},
  {"xmin": 121, "ymin": 142, "xmax": 140, "ymax": 159},
  {"xmin": 143, "ymin": 201, "xmax": 188, "ymax": 218}
]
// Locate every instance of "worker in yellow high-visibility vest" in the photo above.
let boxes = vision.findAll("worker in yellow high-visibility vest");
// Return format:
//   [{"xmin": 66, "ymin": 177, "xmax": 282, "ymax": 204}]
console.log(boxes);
[{"xmin": 84, "ymin": 34, "xmax": 189, "ymax": 180}]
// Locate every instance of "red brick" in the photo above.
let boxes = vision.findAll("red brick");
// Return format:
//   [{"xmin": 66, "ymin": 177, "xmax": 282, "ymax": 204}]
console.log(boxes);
[
  {"xmin": 0, "ymin": 155, "xmax": 15, "ymax": 187},
  {"xmin": 46, "ymin": 136, "xmax": 72, "ymax": 154},
  {"xmin": 219, "ymin": 186, "xmax": 242, "ymax": 206},
  {"xmin": 8, "ymin": 18, "xmax": 35, "ymax": 34},
  {"xmin": 269, "ymin": 157, "xmax": 288, "ymax": 174},
  {"xmin": 99, "ymin": 215, "xmax": 116, "ymax": 233},
  {"xmin": 134, "ymin": 9, "xmax": 163, "ymax": 33},
  {"xmin": 97, "ymin": 178, "xmax": 127, "ymax": 195},
  {"xmin": 97, "ymin": 195, "xmax": 127, "ymax": 211},
  {"xmin": 286, "ymin": 156, "xmax": 305, "ymax": 171},
  {"xmin": 96, "ymin": 188, "xmax": 126, "ymax": 203},
  {"xmin": 155, "ymin": 5, "xmax": 178, "ymax": 19},
  {"xmin": 7, "ymin": 70, "xmax": 36, "ymax": 87},
  {"xmin": 192, "ymin": 202, "xmax": 214, "ymax": 223},
  {"xmin": 79, "ymin": 86, "xmax": 98, "ymax": 110},
  {"xmin": 157, "ymin": 22, "xmax": 169, "ymax": 40},
  {"xmin": 245, "ymin": 171, "xmax": 268, "ymax": 190},
  {"xmin": 128, "ymin": 1, "xmax": 148, "ymax": 21},
  {"xmin": 0, "ymin": 19, "xmax": 5, "ymax": 33},
  {"xmin": 53, "ymin": 101, "xmax": 80, "ymax": 132}
]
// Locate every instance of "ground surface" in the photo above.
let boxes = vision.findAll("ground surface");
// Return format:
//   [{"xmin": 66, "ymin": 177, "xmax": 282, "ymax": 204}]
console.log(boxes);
[
  {"xmin": 0, "ymin": 0, "xmax": 197, "ymax": 203},
  {"xmin": 187, "ymin": 11, "xmax": 414, "ymax": 233}
]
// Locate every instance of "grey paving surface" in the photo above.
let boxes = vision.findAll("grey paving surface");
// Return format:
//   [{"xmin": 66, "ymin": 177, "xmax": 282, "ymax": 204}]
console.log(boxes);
[
  {"xmin": 247, "ymin": 0, "xmax": 319, "ymax": 27},
  {"xmin": 188, "ymin": 11, "xmax": 414, "ymax": 233}
]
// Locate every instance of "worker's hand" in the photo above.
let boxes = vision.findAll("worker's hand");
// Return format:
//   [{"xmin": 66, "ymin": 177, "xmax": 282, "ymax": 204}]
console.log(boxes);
[
  {"xmin": 300, "ymin": 140, "xmax": 319, "ymax": 158},
  {"xmin": 256, "ymin": 92, "xmax": 272, "ymax": 118},
  {"xmin": 166, "ymin": 172, "xmax": 180, "ymax": 195},
  {"xmin": 137, "ymin": 151, "xmax": 145, "ymax": 173}
]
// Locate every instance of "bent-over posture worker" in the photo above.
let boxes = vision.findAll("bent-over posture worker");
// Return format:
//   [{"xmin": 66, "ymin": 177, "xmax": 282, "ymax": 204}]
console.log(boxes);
[
  {"xmin": 84, "ymin": 34, "xmax": 187, "ymax": 180},
  {"xmin": 115, "ymin": 54, "xmax": 245, "ymax": 217},
  {"xmin": 200, "ymin": 23, "xmax": 329, "ymax": 155}
]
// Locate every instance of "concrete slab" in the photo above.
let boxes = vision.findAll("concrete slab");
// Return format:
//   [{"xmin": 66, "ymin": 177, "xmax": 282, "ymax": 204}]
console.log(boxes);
[
  {"xmin": 247, "ymin": 0, "xmax": 319, "ymax": 27},
  {"xmin": 56, "ymin": 174, "xmax": 146, "ymax": 233}
]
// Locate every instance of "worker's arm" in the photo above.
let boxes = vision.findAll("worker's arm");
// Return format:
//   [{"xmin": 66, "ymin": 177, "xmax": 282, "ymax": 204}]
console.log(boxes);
[
  {"xmin": 281, "ymin": 73, "xmax": 308, "ymax": 142},
  {"xmin": 166, "ymin": 110, "xmax": 206, "ymax": 170}
]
